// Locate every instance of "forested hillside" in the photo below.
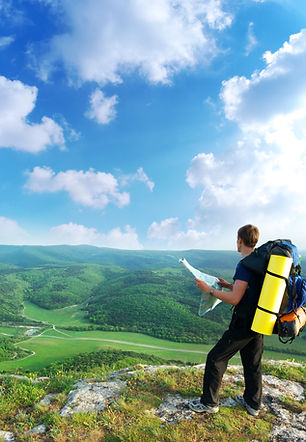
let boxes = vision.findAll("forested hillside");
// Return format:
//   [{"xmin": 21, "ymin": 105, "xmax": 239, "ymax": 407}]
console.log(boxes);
[
  {"xmin": 21, "ymin": 264, "xmax": 105, "ymax": 309},
  {"xmin": 0, "ymin": 246, "xmax": 237, "ymax": 346},
  {"xmin": 86, "ymin": 267, "xmax": 230, "ymax": 342},
  {"xmin": 0, "ymin": 245, "xmax": 240, "ymax": 272}
]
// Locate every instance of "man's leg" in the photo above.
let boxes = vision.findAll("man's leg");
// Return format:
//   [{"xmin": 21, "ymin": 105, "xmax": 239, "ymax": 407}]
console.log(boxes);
[
  {"xmin": 240, "ymin": 333, "xmax": 263, "ymax": 410},
  {"xmin": 201, "ymin": 329, "xmax": 250, "ymax": 406}
]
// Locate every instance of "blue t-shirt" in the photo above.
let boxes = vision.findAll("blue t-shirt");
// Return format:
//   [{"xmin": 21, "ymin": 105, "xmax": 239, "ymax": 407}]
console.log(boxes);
[{"xmin": 233, "ymin": 260, "xmax": 262, "ymax": 307}]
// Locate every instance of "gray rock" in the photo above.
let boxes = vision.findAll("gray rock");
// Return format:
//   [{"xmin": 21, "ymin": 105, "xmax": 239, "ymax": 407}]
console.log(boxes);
[
  {"xmin": 269, "ymin": 411, "xmax": 306, "ymax": 441},
  {"xmin": 60, "ymin": 380, "xmax": 126, "ymax": 416},
  {"xmin": 147, "ymin": 394, "xmax": 193, "ymax": 424},
  {"xmin": 37, "ymin": 393, "xmax": 59, "ymax": 407},
  {"xmin": 148, "ymin": 394, "xmax": 238, "ymax": 424},
  {"xmin": 26, "ymin": 424, "xmax": 46, "ymax": 435},
  {"xmin": 0, "ymin": 431, "xmax": 15, "ymax": 441},
  {"xmin": 262, "ymin": 374, "xmax": 304, "ymax": 401}
]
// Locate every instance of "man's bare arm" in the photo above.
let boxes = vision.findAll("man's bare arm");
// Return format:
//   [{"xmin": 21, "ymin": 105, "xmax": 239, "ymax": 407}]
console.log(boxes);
[{"xmin": 195, "ymin": 278, "xmax": 248, "ymax": 306}]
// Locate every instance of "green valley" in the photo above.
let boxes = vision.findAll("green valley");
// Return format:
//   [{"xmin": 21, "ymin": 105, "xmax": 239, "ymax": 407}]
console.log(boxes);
[{"xmin": 0, "ymin": 245, "xmax": 305, "ymax": 374}]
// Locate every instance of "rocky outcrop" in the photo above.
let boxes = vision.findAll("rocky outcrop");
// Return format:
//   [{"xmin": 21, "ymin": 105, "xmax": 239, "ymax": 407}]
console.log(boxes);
[
  {"xmin": 144, "ymin": 365, "xmax": 305, "ymax": 441},
  {"xmin": 1, "ymin": 362, "xmax": 305, "ymax": 441}
]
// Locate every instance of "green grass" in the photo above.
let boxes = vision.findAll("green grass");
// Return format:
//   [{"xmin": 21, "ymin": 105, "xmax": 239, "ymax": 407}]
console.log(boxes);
[
  {"xmin": 23, "ymin": 301, "xmax": 90, "ymax": 327},
  {"xmin": 0, "ymin": 326, "xmax": 24, "ymax": 337},
  {"xmin": 0, "ymin": 330, "xmax": 215, "ymax": 371},
  {"xmin": 0, "ymin": 301, "xmax": 299, "ymax": 373},
  {"xmin": 1, "ymin": 326, "xmax": 305, "ymax": 373},
  {"xmin": 0, "ymin": 363, "xmax": 278, "ymax": 441},
  {"xmin": 21, "ymin": 301, "xmax": 306, "ymax": 363}
]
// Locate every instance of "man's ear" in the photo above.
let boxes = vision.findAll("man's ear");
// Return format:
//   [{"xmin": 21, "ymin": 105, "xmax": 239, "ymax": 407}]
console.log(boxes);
[{"xmin": 237, "ymin": 237, "xmax": 243, "ymax": 247}]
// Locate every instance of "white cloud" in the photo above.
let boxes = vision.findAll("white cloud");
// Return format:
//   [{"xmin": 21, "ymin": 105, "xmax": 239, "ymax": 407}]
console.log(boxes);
[
  {"xmin": 186, "ymin": 115, "xmax": 306, "ymax": 248},
  {"xmin": 167, "ymin": 229, "xmax": 209, "ymax": 249},
  {"xmin": 0, "ymin": 35, "xmax": 14, "ymax": 48},
  {"xmin": 121, "ymin": 167, "xmax": 155, "ymax": 191},
  {"xmin": 147, "ymin": 217, "xmax": 212, "ymax": 249},
  {"xmin": 148, "ymin": 217, "xmax": 180, "ymax": 240},
  {"xmin": 25, "ymin": 167, "xmax": 130, "ymax": 209},
  {"xmin": 0, "ymin": 75, "xmax": 65, "ymax": 152},
  {"xmin": 0, "ymin": 216, "xmax": 29, "ymax": 244},
  {"xmin": 147, "ymin": 216, "xmax": 210, "ymax": 249},
  {"xmin": 86, "ymin": 89, "xmax": 118, "ymax": 124},
  {"xmin": 39, "ymin": 0, "xmax": 232, "ymax": 85},
  {"xmin": 134, "ymin": 168, "xmax": 155, "ymax": 191},
  {"xmin": 0, "ymin": 0, "xmax": 12, "ymax": 17},
  {"xmin": 49, "ymin": 222, "xmax": 143, "ymax": 249},
  {"xmin": 220, "ymin": 29, "xmax": 306, "ymax": 128},
  {"xmin": 183, "ymin": 29, "xmax": 306, "ymax": 249},
  {"xmin": 245, "ymin": 22, "xmax": 257, "ymax": 55},
  {"xmin": 0, "ymin": 217, "xmax": 143, "ymax": 249}
]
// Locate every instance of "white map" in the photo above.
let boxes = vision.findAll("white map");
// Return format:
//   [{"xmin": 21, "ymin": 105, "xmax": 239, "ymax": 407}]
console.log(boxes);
[{"xmin": 179, "ymin": 258, "xmax": 222, "ymax": 316}]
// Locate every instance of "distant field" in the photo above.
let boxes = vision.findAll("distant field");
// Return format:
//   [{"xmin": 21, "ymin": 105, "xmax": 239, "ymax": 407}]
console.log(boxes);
[
  {"xmin": 0, "ymin": 326, "xmax": 24, "ymax": 337},
  {"xmin": 1, "ymin": 326, "xmax": 305, "ymax": 372},
  {"xmin": 265, "ymin": 333, "xmax": 306, "ymax": 355},
  {"xmin": 0, "ymin": 301, "xmax": 304, "ymax": 372},
  {"xmin": 0, "ymin": 330, "xmax": 216, "ymax": 370},
  {"xmin": 23, "ymin": 301, "xmax": 90, "ymax": 327}
]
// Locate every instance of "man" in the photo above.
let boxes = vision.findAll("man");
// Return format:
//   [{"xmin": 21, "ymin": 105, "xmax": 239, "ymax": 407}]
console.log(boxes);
[{"xmin": 189, "ymin": 224, "xmax": 263, "ymax": 417}]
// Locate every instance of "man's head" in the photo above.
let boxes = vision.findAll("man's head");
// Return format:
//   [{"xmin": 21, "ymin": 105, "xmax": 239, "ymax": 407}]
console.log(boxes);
[{"xmin": 237, "ymin": 224, "xmax": 259, "ymax": 249}]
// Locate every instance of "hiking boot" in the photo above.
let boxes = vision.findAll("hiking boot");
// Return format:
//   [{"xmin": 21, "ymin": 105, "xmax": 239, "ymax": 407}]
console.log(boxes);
[
  {"xmin": 235, "ymin": 395, "xmax": 259, "ymax": 417},
  {"xmin": 189, "ymin": 399, "xmax": 219, "ymax": 414}
]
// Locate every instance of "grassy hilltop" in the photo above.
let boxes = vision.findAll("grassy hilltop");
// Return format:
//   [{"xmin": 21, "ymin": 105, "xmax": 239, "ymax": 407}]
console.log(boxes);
[{"xmin": 0, "ymin": 349, "xmax": 305, "ymax": 441}]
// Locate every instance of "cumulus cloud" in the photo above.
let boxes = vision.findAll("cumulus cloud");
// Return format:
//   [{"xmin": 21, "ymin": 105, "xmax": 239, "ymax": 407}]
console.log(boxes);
[
  {"xmin": 25, "ymin": 167, "xmax": 130, "ymax": 209},
  {"xmin": 0, "ymin": 216, "xmax": 29, "ymax": 244},
  {"xmin": 86, "ymin": 89, "xmax": 118, "ymax": 124},
  {"xmin": 49, "ymin": 222, "xmax": 143, "ymax": 249},
  {"xmin": 186, "ymin": 116, "xmax": 306, "ymax": 248},
  {"xmin": 0, "ymin": 75, "xmax": 65, "ymax": 152},
  {"xmin": 220, "ymin": 29, "xmax": 306, "ymax": 128},
  {"xmin": 183, "ymin": 30, "xmax": 306, "ymax": 249},
  {"xmin": 39, "ymin": 0, "xmax": 232, "ymax": 85}
]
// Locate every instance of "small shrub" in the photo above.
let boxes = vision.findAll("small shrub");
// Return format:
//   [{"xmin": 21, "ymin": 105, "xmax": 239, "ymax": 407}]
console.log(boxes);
[{"xmin": 0, "ymin": 377, "xmax": 45, "ymax": 408}]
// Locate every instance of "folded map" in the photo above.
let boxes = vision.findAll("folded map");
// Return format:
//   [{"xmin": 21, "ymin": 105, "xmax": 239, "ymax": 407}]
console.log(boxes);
[{"xmin": 179, "ymin": 258, "xmax": 222, "ymax": 316}]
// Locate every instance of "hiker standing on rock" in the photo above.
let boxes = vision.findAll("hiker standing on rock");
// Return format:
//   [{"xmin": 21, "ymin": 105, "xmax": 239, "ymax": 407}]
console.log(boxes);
[{"xmin": 189, "ymin": 224, "xmax": 263, "ymax": 417}]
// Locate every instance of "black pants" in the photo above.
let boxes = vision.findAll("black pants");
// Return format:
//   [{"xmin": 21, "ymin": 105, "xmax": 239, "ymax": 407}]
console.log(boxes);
[{"xmin": 201, "ymin": 310, "xmax": 264, "ymax": 410}]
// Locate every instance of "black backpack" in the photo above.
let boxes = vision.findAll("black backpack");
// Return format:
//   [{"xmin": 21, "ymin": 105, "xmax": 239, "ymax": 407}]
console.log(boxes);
[{"xmin": 242, "ymin": 239, "xmax": 305, "ymax": 343}]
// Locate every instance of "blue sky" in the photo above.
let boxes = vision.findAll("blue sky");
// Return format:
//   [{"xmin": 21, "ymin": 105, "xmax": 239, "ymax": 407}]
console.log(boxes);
[{"xmin": 1, "ymin": 0, "xmax": 306, "ymax": 250}]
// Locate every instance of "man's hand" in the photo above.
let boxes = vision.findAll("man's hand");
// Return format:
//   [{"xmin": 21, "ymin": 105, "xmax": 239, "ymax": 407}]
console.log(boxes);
[
  {"xmin": 218, "ymin": 278, "xmax": 233, "ymax": 290},
  {"xmin": 194, "ymin": 278, "xmax": 211, "ymax": 294}
]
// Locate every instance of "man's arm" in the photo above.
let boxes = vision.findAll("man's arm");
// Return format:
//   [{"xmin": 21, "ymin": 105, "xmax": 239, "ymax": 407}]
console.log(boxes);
[{"xmin": 195, "ymin": 278, "xmax": 248, "ymax": 306}]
